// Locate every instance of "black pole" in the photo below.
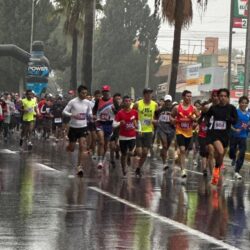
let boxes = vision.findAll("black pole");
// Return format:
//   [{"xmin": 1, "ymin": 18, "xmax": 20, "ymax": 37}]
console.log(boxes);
[{"xmin": 228, "ymin": 0, "xmax": 234, "ymax": 91}]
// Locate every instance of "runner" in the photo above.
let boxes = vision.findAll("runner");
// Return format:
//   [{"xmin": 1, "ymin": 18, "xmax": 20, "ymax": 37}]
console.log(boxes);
[
  {"xmin": 20, "ymin": 89, "xmax": 38, "ymax": 150},
  {"xmin": 114, "ymin": 95, "xmax": 138, "ymax": 176},
  {"xmin": 40, "ymin": 96, "xmax": 54, "ymax": 140},
  {"xmin": 63, "ymin": 85, "xmax": 92, "ymax": 176},
  {"xmin": 171, "ymin": 90, "xmax": 200, "ymax": 178},
  {"xmin": 155, "ymin": 94, "xmax": 175, "ymax": 171},
  {"xmin": 197, "ymin": 100, "xmax": 210, "ymax": 176},
  {"xmin": 93, "ymin": 85, "xmax": 115, "ymax": 169},
  {"xmin": 87, "ymin": 90, "xmax": 101, "ymax": 156},
  {"xmin": 206, "ymin": 88, "xmax": 238, "ymax": 185},
  {"xmin": 229, "ymin": 96, "xmax": 250, "ymax": 180},
  {"xmin": 134, "ymin": 88, "xmax": 158, "ymax": 177},
  {"xmin": 110, "ymin": 93, "xmax": 122, "ymax": 167},
  {"xmin": 51, "ymin": 95, "xmax": 64, "ymax": 142},
  {"xmin": 2, "ymin": 93, "xmax": 15, "ymax": 143}
]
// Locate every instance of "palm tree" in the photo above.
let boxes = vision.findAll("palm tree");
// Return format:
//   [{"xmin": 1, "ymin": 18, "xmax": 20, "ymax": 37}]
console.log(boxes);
[
  {"xmin": 155, "ymin": 0, "xmax": 207, "ymax": 99},
  {"xmin": 54, "ymin": 0, "xmax": 84, "ymax": 91},
  {"xmin": 81, "ymin": 0, "xmax": 103, "ymax": 93}
]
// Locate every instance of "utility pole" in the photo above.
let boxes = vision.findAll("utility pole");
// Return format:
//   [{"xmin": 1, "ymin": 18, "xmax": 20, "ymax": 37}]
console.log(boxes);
[
  {"xmin": 228, "ymin": 0, "xmax": 234, "ymax": 90},
  {"xmin": 30, "ymin": 0, "xmax": 35, "ymax": 53},
  {"xmin": 244, "ymin": 0, "xmax": 250, "ymax": 96},
  {"xmin": 145, "ymin": 39, "xmax": 151, "ymax": 88}
]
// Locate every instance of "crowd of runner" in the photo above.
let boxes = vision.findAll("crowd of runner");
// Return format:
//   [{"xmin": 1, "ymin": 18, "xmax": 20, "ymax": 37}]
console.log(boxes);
[{"xmin": 0, "ymin": 85, "xmax": 249, "ymax": 186}]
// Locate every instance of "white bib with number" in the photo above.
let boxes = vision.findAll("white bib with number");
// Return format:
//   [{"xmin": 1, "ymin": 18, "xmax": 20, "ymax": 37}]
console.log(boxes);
[
  {"xmin": 180, "ymin": 122, "xmax": 190, "ymax": 129},
  {"xmin": 160, "ymin": 114, "xmax": 170, "ymax": 122},
  {"xmin": 54, "ymin": 118, "xmax": 62, "ymax": 123},
  {"xmin": 214, "ymin": 121, "xmax": 226, "ymax": 130},
  {"xmin": 142, "ymin": 119, "xmax": 151, "ymax": 126}
]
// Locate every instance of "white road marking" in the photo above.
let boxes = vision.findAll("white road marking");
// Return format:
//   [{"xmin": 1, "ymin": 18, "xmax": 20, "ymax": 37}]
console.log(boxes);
[
  {"xmin": 0, "ymin": 149, "xmax": 18, "ymax": 154},
  {"xmin": 35, "ymin": 163, "xmax": 62, "ymax": 173},
  {"xmin": 89, "ymin": 186, "xmax": 239, "ymax": 250}
]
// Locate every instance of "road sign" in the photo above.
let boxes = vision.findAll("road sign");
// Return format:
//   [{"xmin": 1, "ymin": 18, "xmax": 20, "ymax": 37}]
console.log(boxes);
[
  {"xmin": 233, "ymin": 17, "xmax": 248, "ymax": 28},
  {"xmin": 234, "ymin": 0, "xmax": 248, "ymax": 18},
  {"xmin": 233, "ymin": 0, "xmax": 248, "ymax": 29}
]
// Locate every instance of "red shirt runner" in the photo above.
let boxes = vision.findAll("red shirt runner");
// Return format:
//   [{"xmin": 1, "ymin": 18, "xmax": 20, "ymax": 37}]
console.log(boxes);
[{"xmin": 115, "ymin": 109, "xmax": 138, "ymax": 138}]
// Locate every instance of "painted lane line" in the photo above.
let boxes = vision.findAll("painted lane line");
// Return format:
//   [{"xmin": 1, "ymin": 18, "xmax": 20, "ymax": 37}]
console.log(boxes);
[
  {"xmin": 89, "ymin": 186, "xmax": 239, "ymax": 250},
  {"xmin": 35, "ymin": 163, "xmax": 62, "ymax": 173},
  {"xmin": 0, "ymin": 149, "xmax": 18, "ymax": 154}
]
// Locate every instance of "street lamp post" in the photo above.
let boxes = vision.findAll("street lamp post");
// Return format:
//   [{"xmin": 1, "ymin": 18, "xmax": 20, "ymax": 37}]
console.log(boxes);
[{"xmin": 30, "ymin": 0, "xmax": 35, "ymax": 53}]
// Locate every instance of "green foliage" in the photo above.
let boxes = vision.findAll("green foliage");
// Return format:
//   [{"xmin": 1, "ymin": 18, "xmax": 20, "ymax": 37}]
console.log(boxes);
[
  {"xmin": 93, "ymin": 0, "xmax": 161, "ymax": 96},
  {"xmin": 0, "ymin": 0, "xmax": 70, "ymax": 92}
]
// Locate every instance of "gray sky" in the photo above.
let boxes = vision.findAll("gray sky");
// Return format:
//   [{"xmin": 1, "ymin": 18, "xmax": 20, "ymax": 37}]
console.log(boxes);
[{"xmin": 148, "ymin": 0, "xmax": 246, "ymax": 54}]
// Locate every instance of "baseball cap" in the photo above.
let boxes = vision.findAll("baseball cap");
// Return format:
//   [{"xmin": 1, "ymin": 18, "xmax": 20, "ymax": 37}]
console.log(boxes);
[
  {"xmin": 102, "ymin": 85, "xmax": 111, "ymax": 91},
  {"xmin": 143, "ymin": 88, "xmax": 153, "ymax": 94},
  {"xmin": 211, "ymin": 89, "xmax": 218, "ymax": 96},
  {"xmin": 164, "ymin": 94, "xmax": 172, "ymax": 102}
]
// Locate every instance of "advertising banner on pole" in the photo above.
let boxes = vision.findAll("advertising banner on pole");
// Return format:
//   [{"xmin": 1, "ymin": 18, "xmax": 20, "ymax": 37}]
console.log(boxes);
[{"xmin": 233, "ymin": 0, "xmax": 248, "ymax": 29}]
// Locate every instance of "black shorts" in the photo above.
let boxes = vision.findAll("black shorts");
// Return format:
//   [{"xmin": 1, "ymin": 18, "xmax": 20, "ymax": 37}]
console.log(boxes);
[
  {"xmin": 119, "ymin": 139, "xmax": 136, "ymax": 154},
  {"xmin": 110, "ymin": 127, "xmax": 119, "ymax": 141},
  {"xmin": 206, "ymin": 134, "xmax": 229, "ymax": 148},
  {"xmin": 198, "ymin": 136, "xmax": 208, "ymax": 158},
  {"xmin": 87, "ymin": 122, "xmax": 96, "ymax": 132},
  {"xmin": 136, "ymin": 132, "xmax": 153, "ymax": 148},
  {"xmin": 157, "ymin": 128, "xmax": 175, "ymax": 146},
  {"xmin": 176, "ymin": 134, "xmax": 192, "ymax": 150},
  {"xmin": 68, "ymin": 127, "xmax": 88, "ymax": 143}
]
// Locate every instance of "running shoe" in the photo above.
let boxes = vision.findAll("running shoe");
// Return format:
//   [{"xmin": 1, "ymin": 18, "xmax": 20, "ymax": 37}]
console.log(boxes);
[
  {"xmin": 77, "ymin": 166, "xmax": 84, "ymax": 177},
  {"xmin": 181, "ymin": 169, "xmax": 187, "ymax": 178},
  {"xmin": 97, "ymin": 161, "xmax": 103, "ymax": 169},
  {"xmin": 231, "ymin": 159, "xmax": 236, "ymax": 167},
  {"xmin": 211, "ymin": 167, "xmax": 220, "ymax": 186},
  {"xmin": 127, "ymin": 156, "xmax": 131, "ymax": 166},
  {"xmin": 27, "ymin": 142, "xmax": 33, "ymax": 151},
  {"xmin": 203, "ymin": 169, "xmax": 208, "ymax": 177},
  {"xmin": 135, "ymin": 167, "xmax": 141, "ymax": 178},
  {"xmin": 115, "ymin": 151, "xmax": 120, "ymax": 160},
  {"xmin": 122, "ymin": 166, "xmax": 127, "ymax": 177},
  {"xmin": 110, "ymin": 160, "xmax": 116, "ymax": 169},
  {"xmin": 234, "ymin": 172, "xmax": 242, "ymax": 180},
  {"xmin": 163, "ymin": 165, "xmax": 169, "ymax": 171}
]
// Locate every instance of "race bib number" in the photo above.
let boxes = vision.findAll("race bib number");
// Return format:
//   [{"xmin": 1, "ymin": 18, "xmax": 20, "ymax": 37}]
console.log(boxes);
[
  {"xmin": 125, "ymin": 122, "xmax": 135, "ymax": 130},
  {"xmin": 76, "ymin": 113, "xmax": 86, "ymax": 120},
  {"xmin": 142, "ymin": 119, "xmax": 151, "ymax": 126},
  {"xmin": 214, "ymin": 121, "xmax": 226, "ymax": 130},
  {"xmin": 54, "ymin": 118, "xmax": 62, "ymax": 123},
  {"xmin": 201, "ymin": 125, "xmax": 207, "ymax": 132},
  {"xmin": 180, "ymin": 122, "xmax": 190, "ymax": 129},
  {"xmin": 160, "ymin": 114, "xmax": 170, "ymax": 122},
  {"xmin": 28, "ymin": 107, "xmax": 34, "ymax": 113},
  {"xmin": 100, "ymin": 113, "xmax": 110, "ymax": 121}
]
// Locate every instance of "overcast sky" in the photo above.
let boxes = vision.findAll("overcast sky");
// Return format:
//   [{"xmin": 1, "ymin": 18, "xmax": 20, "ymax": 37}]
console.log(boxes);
[{"xmin": 148, "ymin": 0, "xmax": 246, "ymax": 54}]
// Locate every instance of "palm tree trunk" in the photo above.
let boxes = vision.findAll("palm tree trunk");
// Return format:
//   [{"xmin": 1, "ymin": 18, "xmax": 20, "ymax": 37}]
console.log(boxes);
[
  {"xmin": 82, "ymin": 0, "xmax": 96, "ymax": 93},
  {"xmin": 169, "ymin": 19, "xmax": 182, "ymax": 100},
  {"xmin": 70, "ymin": 28, "xmax": 78, "ymax": 91}
]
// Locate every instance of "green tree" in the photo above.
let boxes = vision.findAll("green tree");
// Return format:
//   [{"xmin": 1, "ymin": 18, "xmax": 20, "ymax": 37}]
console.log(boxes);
[
  {"xmin": 54, "ymin": 0, "xmax": 85, "ymax": 91},
  {"xmin": 94, "ymin": 0, "xmax": 161, "ymax": 96},
  {"xmin": 155, "ymin": 0, "xmax": 208, "ymax": 99}
]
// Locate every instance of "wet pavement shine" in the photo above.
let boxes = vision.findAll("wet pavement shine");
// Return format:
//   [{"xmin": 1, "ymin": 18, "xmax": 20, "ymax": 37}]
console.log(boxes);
[{"xmin": 0, "ymin": 137, "xmax": 250, "ymax": 250}]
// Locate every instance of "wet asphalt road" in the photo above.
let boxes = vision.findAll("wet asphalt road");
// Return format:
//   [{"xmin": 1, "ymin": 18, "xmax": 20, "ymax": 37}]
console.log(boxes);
[{"xmin": 0, "ymin": 135, "xmax": 250, "ymax": 250}]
